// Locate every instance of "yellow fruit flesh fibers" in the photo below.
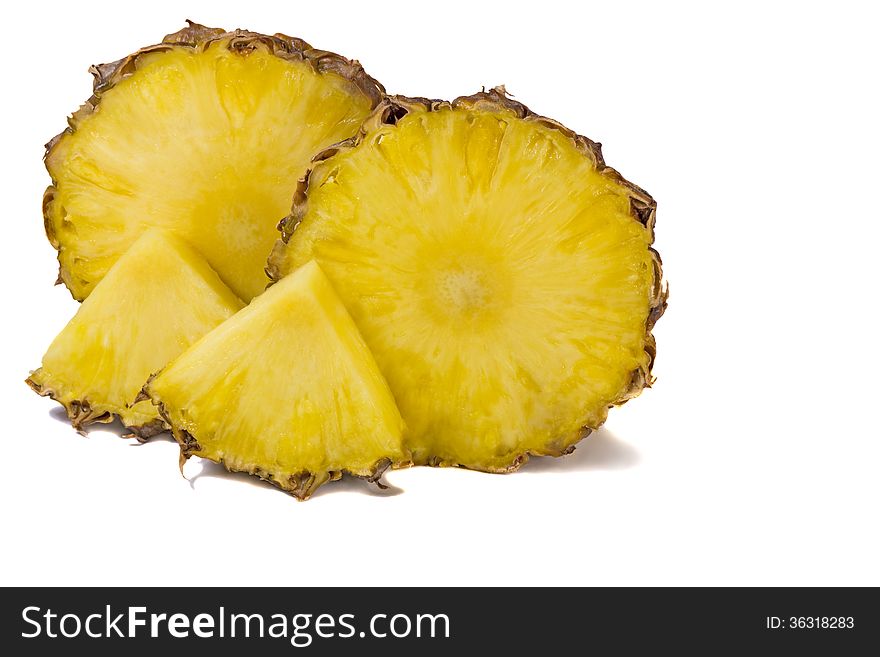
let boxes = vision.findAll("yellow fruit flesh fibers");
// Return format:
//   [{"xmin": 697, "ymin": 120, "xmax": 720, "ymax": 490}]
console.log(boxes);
[
  {"xmin": 30, "ymin": 228, "xmax": 243, "ymax": 429},
  {"xmin": 146, "ymin": 261, "xmax": 406, "ymax": 495},
  {"xmin": 275, "ymin": 107, "xmax": 655, "ymax": 470},
  {"xmin": 47, "ymin": 43, "xmax": 374, "ymax": 301}
]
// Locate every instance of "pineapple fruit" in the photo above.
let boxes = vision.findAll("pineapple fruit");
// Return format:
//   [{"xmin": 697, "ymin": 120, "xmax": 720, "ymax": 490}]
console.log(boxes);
[
  {"xmin": 43, "ymin": 22, "xmax": 384, "ymax": 302},
  {"xmin": 27, "ymin": 228, "xmax": 243, "ymax": 437},
  {"xmin": 269, "ymin": 89, "xmax": 667, "ymax": 472},
  {"xmin": 32, "ymin": 22, "xmax": 666, "ymax": 497},
  {"xmin": 145, "ymin": 261, "xmax": 407, "ymax": 500}
]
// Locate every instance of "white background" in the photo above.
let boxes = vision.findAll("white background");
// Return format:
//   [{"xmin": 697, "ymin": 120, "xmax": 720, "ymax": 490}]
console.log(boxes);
[{"xmin": 1, "ymin": 0, "xmax": 877, "ymax": 587}]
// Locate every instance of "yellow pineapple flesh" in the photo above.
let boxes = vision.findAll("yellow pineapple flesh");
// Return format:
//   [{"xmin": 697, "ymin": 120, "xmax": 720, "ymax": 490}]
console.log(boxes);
[
  {"xmin": 27, "ymin": 228, "xmax": 243, "ymax": 436},
  {"xmin": 44, "ymin": 23, "xmax": 382, "ymax": 302},
  {"xmin": 145, "ymin": 261, "xmax": 407, "ymax": 499},
  {"xmin": 269, "ymin": 91, "xmax": 666, "ymax": 471}
]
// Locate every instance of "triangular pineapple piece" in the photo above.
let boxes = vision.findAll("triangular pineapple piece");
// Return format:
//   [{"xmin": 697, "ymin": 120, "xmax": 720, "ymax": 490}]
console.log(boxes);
[
  {"xmin": 145, "ymin": 261, "xmax": 407, "ymax": 500},
  {"xmin": 27, "ymin": 228, "xmax": 243, "ymax": 437}
]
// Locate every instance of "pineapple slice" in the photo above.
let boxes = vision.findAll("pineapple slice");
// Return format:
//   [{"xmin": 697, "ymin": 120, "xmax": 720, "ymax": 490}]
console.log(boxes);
[
  {"xmin": 44, "ymin": 22, "xmax": 383, "ymax": 302},
  {"xmin": 145, "ymin": 261, "xmax": 407, "ymax": 500},
  {"xmin": 27, "ymin": 228, "xmax": 243, "ymax": 437},
  {"xmin": 269, "ymin": 89, "xmax": 667, "ymax": 472}
]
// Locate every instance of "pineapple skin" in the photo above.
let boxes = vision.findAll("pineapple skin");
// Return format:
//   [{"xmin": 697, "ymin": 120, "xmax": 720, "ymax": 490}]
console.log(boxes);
[
  {"xmin": 42, "ymin": 21, "xmax": 385, "ymax": 302},
  {"xmin": 269, "ymin": 88, "xmax": 668, "ymax": 472}
]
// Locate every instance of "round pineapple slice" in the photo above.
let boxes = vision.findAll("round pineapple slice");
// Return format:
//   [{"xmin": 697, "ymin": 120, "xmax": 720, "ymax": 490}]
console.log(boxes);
[
  {"xmin": 44, "ymin": 22, "xmax": 384, "ymax": 302},
  {"xmin": 269, "ymin": 89, "xmax": 667, "ymax": 472}
]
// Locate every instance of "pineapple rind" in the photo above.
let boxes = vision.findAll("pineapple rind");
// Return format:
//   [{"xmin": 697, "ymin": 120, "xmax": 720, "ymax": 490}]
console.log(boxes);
[
  {"xmin": 43, "ymin": 22, "xmax": 385, "ymax": 302},
  {"xmin": 268, "ymin": 88, "xmax": 668, "ymax": 472}
]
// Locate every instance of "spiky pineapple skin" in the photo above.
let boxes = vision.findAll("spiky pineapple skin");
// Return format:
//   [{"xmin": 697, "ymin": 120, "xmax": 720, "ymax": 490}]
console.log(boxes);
[
  {"xmin": 158, "ymin": 416, "xmax": 402, "ymax": 501},
  {"xmin": 26, "ymin": 373, "xmax": 165, "ymax": 439},
  {"xmin": 153, "ymin": 407, "xmax": 398, "ymax": 500},
  {"xmin": 43, "ymin": 21, "xmax": 385, "ymax": 301},
  {"xmin": 268, "ymin": 88, "xmax": 668, "ymax": 472}
]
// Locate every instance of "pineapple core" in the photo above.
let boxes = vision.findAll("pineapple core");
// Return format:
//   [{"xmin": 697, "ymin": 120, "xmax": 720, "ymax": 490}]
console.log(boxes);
[
  {"xmin": 146, "ymin": 261, "xmax": 407, "ymax": 499},
  {"xmin": 28, "ymin": 228, "xmax": 243, "ymax": 434},
  {"xmin": 45, "ymin": 38, "xmax": 375, "ymax": 301},
  {"xmin": 271, "ymin": 104, "xmax": 658, "ymax": 471}
]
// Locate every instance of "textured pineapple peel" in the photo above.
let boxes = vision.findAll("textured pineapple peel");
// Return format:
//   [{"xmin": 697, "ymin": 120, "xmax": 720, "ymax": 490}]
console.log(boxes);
[
  {"xmin": 145, "ymin": 260, "xmax": 408, "ymax": 500},
  {"xmin": 269, "ymin": 90, "xmax": 667, "ymax": 472},
  {"xmin": 43, "ymin": 22, "xmax": 384, "ymax": 302},
  {"xmin": 27, "ymin": 228, "xmax": 243, "ymax": 437}
]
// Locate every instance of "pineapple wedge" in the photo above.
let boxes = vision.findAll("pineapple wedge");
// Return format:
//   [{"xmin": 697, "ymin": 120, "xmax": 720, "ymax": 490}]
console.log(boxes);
[
  {"xmin": 269, "ymin": 89, "xmax": 667, "ymax": 472},
  {"xmin": 27, "ymin": 228, "xmax": 243, "ymax": 437},
  {"xmin": 145, "ymin": 261, "xmax": 407, "ymax": 500},
  {"xmin": 44, "ymin": 22, "xmax": 383, "ymax": 302}
]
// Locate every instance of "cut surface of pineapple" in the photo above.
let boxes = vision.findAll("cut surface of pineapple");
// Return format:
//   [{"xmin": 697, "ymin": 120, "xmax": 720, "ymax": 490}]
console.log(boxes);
[
  {"xmin": 27, "ymin": 228, "xmax": 243, "ymax": 436},
  {"xmin": 44, "ymin": 22, "xmax": 383, "ymax": 302},
  {"xmin": 269, "ymin": 90, "xmax": 667, "ymax": 471},
  {"xmin": 146, "ymin": 260, "xmax": 407, "ymax": 499}
]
